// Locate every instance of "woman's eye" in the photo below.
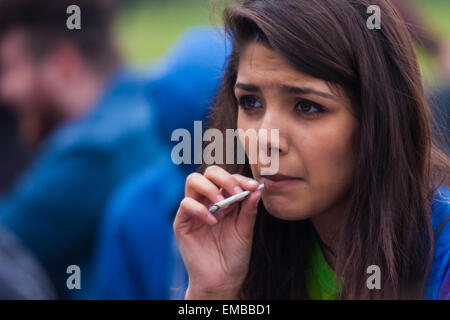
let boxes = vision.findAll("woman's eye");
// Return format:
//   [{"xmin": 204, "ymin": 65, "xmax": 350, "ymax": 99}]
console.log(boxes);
[
  {"xmin": 294, "ymin": 99, "xmax": 325, "ymax": 115},
  {"xmin": 238, "ymin": 95, "xmax": 263, "ymax": 111}
]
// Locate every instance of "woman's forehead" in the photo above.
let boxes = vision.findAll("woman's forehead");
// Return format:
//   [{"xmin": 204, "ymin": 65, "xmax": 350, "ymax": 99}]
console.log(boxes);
[{"xmin": 236, "ymin": 43, "xmax": 332, "ymax": 94}]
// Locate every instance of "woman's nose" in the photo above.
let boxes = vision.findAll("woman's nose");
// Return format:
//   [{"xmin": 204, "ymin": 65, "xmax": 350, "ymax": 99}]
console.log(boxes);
[{"xmin": 257, "ymin": 110, "xmax": 289, "ymax": 155}]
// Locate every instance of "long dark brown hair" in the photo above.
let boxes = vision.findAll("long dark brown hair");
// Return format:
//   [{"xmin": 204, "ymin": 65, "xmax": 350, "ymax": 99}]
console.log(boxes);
[{"xmin": 202, "ymin": 0, "xmax": 450, "ymax": 299}]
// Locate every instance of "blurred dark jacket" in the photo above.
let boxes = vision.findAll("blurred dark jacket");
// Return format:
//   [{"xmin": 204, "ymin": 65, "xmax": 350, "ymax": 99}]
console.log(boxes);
[{"xmin": 0, "ymin": 107, "xmax": 32, "ymax": 194}]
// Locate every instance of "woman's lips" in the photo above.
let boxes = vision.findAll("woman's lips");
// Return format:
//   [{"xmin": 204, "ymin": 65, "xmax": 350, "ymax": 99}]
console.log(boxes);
[{"xmin": 261, "ymin": 174, "xmax": 304, "ymax": 188}]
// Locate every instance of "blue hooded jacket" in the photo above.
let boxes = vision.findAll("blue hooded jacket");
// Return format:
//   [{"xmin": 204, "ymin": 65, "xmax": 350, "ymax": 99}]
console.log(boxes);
[{"xmin": 90, "ymin": 27, "xmax": 231, "ymax": 299}]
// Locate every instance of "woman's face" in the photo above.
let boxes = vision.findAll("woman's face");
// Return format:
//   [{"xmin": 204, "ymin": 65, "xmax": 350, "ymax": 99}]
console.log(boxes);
[{"xmin": 235, "ymin": 42, "xmax": 358, "ymax": 221}]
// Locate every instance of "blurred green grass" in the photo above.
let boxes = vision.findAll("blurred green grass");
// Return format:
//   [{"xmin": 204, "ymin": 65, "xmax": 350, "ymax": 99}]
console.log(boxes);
[
  {"xmin": 115, "ymin": 0, "xmax": 214, "ymax": 65},
  {"xmin": 416, "ymin": 0, "xmax": 450, "ymax": 37},
  {"xmin": 414, "ymin": 0, "xmax": 450, "ymax": 85},
  {"xmin": 115, "ymin": 0, "xmax": 450, "ymax": 85}
]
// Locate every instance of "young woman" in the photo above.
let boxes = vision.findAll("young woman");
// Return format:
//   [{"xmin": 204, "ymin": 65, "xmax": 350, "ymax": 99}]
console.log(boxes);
[{"xmin": 173, "ymin": 0, "xmax": 450, "ymax": 299}]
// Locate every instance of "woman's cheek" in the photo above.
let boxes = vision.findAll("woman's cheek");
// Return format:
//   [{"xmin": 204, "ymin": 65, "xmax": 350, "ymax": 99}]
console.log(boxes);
[
  {"xmin": 296, "ymin": 129, "xmax": 354, "ymax": 209},
  {"xmin": 308, "ymin": 139, "xmax": 356, "ymax": 211}
]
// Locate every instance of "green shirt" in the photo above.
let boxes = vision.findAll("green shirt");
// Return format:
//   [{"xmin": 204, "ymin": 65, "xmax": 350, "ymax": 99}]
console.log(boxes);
[{"xmin": 306, "ymin": 235, "xmax": 340, "ymax": 300}]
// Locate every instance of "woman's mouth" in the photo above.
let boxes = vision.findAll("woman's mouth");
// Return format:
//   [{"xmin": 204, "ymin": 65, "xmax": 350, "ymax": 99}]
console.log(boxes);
[{"xmin": 260, "ymin": 173, "xmax": 304, "ymax": 188}]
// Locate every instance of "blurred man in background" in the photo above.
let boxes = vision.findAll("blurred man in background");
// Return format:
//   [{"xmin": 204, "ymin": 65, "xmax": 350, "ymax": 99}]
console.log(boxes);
[
  {"xmin": 0, "ymin": 1, "xmax": 119, "ymax": 147},
  {"xmin": 0, "ymin": 0, "xmax": 166, "ymax": 298}
]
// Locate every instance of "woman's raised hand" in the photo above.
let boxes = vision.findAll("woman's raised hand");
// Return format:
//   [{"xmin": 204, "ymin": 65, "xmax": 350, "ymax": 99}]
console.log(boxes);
[{"xmin": 173, "ymin": 165, "xmax": 262, "ymax": 299}]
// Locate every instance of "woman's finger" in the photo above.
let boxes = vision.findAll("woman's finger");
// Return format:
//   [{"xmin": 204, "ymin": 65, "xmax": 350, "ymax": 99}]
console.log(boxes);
[
  {"xmin": 204, "ymin": 166, "xmax": 245, "ymax": 197},
  {"xmin": 231, "ymin": 174, "xmax": 261, "ymax": 191},
  {"xmin": 185, "ymin": 172, "xmax": 226, "ymax": 204},
  {"xmin": 206, "ymin": 173, "xmax": 261, "ymax": 221},
  {"xmin": 174, "ymin": 197, "xmax": 218, "ymax": 235}
]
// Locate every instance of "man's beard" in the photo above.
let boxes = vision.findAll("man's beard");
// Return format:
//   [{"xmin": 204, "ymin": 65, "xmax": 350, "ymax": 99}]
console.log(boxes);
[{"xmin": 15, "ymin": 99, "xmax": 66, "ymax": 148}]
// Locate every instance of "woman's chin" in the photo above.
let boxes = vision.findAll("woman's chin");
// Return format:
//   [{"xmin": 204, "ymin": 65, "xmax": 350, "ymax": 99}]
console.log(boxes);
[{"xmin": 261, "ymin": 196, "xmax": 313, "ymax": 221}]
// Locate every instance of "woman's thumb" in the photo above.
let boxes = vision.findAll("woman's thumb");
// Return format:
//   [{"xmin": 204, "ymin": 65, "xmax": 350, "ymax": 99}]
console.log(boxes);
[{"xmin": 235, "ymin": 190, "xmax": 261, "ymax": 242}]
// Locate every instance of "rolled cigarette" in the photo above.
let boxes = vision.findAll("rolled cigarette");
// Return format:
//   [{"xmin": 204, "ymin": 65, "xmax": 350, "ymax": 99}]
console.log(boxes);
[{"xmin": 209, "ymin": 183, "xmax": 265, "ymax": 213}]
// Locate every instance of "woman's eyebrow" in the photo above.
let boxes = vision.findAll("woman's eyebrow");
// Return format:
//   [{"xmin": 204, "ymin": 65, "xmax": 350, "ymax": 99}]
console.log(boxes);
[
  {"xmin": 234, "ymin": 83, "xmax": 261, "ymax": 92},
  {"xmin": 234, "ymin": 82, "xmax": 337, "ymax": 100},
  {"xmin": 281, "ymin": 85, "xmax": 336, "ymax": 100}
]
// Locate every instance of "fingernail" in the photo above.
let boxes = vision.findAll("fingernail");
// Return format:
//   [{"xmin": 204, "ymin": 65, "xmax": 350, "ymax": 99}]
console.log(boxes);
[
  {"xmin": 217, "ymin": 194, "xmax": 225, "ymax": 202},
  {"xmin": 248, "ymin": 179, "xmax": 259, "ymax": 186},
  {"xmin": 207, "ymin": 213, "xmax": 218, "ymax": 224},
  {"xmin": 234, "ymin": 186, "xmax": 244, "ymax": 194}
]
